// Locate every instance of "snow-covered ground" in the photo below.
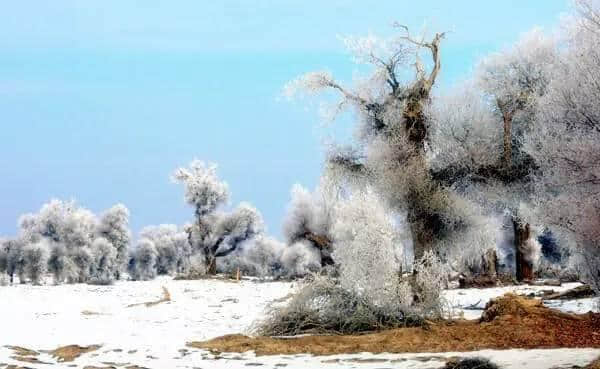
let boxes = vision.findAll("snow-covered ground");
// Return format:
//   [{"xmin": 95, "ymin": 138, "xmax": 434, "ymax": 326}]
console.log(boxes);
[{"xmin": 0, "ymin": 277, "xmax": 598, "ymax": 369}]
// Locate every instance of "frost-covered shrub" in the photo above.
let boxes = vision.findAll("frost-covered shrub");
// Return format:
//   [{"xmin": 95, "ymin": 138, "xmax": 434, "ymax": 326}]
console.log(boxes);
[
  {"xmin": 413, "ymin": 251, "xmax": 449, "ymax": 317},
  {"xmin": 259, "ymin": 190, "xmax": 448, "ymax": 335},
  {"xmin": 89, "ymin": 238, "xmax": 118, "ymax": 285},
  {"xmin": 129, "ymin": 239, "xmax": 158, "ymax": 281},
  {"xmin": 331, "ymin": 188, "xmax": 402, "ymax": 305},
  {"xmin": 255, "ymin": 276, "xmax": 424, "ymax": 336},
  {"xmin": 22, "ymin": 242, "xmax": 49, "ymax": 285}
]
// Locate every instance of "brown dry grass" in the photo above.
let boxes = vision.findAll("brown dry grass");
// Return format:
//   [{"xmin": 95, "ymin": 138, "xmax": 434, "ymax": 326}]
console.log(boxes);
[
  {"xmin": 9, "ymin": 356, "xmax": 50, "ymax": 365},
  {"xmin": 188, "ymin": 293, "xmax": 600, "ymax": 356},
  {"xmin": 4, "ymin": 346, "xmax": 38, "ymax": 357},
  {"xmin": 83, "ymin": 365, "xmax": 149, "ymax": 369},
  {"xmin": 48, "ymin": 344, "xmax": 102, "ymax": 362},
  {"xmin": 127, "ymin": 286, "xmax": 171, "ymax": 308},
  {"xmin": 587, "ymin": 357, "xmax": 600, "ymax": 369}
]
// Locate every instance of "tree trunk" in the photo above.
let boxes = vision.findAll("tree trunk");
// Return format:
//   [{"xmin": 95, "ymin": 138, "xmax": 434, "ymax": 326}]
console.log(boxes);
[
  {"xmin": 502, "ymin": 110, "xmax": 513, "ymax": 170},
  {"xmin": 513, "ymin": 219, "xmax": 533, "ymax": 281},
  {"xmin": 483, "ymin": 249, "xmax": 498, "ymax": 277},
  {"xmin": 204, "ymin": 251, "xmax": 217, "ymax": 275},
  {"xmin": 410, "ymin": 216, "xmax": 435, "ymax": 263}
]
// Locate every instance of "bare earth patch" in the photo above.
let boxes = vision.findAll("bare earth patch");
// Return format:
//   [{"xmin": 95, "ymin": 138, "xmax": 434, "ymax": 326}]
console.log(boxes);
[
  {"xmin": 188, "ymin": 293, "xmax": 600, "ymax": 356},
  {"xmin": 47, "ymin": 344, "xmax": 102, "ymax": 362}
]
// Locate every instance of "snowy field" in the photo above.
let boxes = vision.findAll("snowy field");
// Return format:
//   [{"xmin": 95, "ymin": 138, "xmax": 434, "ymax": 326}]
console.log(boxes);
[{"xmin": 1, "ymin": 277, "xmax": 599, "ymax": 369}]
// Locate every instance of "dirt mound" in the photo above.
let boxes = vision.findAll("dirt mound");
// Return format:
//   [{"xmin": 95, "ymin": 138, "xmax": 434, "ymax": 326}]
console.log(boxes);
[
  {"xmin": 480, "ymin": 293, "xmax": 548, "ymax": 322},
  {"xmin": 188, "ymin": 294, "xmax": 600, "ymax": 356}
]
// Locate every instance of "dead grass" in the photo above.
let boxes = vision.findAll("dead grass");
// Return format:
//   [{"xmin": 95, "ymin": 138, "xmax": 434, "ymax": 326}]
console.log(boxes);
[
  {"xmin": 4, "ymin": 346, "xmax": 38, "ymax": 357},
  {"xmin": 587, "ymin": 357, "xmax": 600, "ymax": 369},
  {"xmin": 188, "ymin": 293, "xmax": 600, "ymax": 356},
  {"xmin": 48, "ymin": 344, "xmax": 102, "ymax": 362},
  {"xmin": 127, "ymin": 286, "xmax": 171, "ymax": 308},
  {"xmin": 9, "ymin": 356, "xmax": 50, "ymax": 365}
]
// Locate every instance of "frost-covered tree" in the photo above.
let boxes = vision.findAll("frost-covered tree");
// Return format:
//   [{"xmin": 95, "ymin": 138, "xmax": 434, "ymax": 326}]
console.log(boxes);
[
  {"xmin": 22, "ymin": 242, "xmax": 49, "ymax": 285},
  {"xmin": 524, "ymin": 0, "xmax": 600, "ymax": 291},
  {"xmin": 12, "ymin": 199, "xmax": 132, "ymax": 284},
  {"xmin": 282, "ymin": 181, "xmax": 337, "ymax": 267},
  {"xmin": 97, "ymin": 204, "xmax": 131, "ymax": 279},
  {"xmin": 172, "ymin": 160, "xmax": 230, "ymax": 274},
  {"xmin": 19, "ymin": 199, "xmax": 98, "ymax": 250},
  {"xmin": 70, "ymin": 246, "xmax": 93, "ymax": 283},
  {"xmin": 472, "ymin": 29, "xmax": 557, "ymax": 280},
  {"xmin": 128, "ymin": 238, "xmax": 158, "ymax": 281},
  {"xmin": 0, "ymin": 239, "xmax": 24, "ymax": 284},
  {"xmin": 89, "ymin": 237, "xmax": 118, "ymax": 285},
  {"xmin": 47, "ymin": 243, "xmax": 76, "ymax": 284},
  {"xmin": 280, "ymin": 241, "xmax": 321, "ymax": 278},
  {"xmin": 139, "ymin": 224, "xmax": 191, "ymax": 275},
  {"xmin": 218, "ymin": 235, "xmax": 285, "ymax": 277},
  {"xmin": 172, "ymin": 160, "xmax": 273, "ymax": 276},
  {"xmin": 213, "ymin": 203, "xmax": 265, "ymax": 257},
  {"xmin": 285, "ymin": 26, "xmax": 465, "ymax": 264}
]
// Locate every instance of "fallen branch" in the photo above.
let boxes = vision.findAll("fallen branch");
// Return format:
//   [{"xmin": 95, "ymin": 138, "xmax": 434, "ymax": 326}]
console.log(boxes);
[
  {"xmin": 128, "ymin": 286, "xmax": 171, "ymax": 308},
  {"xmin": 542, "ymin": 284, "xmax": 595, "ymax": 300}
]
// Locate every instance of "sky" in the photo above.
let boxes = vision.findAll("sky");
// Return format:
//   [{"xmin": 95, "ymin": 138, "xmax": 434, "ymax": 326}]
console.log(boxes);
[{"xmin": 0, "ymin": 1, "xmax": 570, "ymax": 239}]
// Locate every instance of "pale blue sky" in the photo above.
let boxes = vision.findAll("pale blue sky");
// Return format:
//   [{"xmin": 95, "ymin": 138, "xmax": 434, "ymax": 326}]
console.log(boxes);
[{"xmin": 0, "ymin": 1, "xmax": 569, "ymax": 238}]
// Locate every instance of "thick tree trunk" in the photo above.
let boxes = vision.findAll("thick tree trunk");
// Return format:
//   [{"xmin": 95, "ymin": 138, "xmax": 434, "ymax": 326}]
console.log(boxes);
[
  {"xmin": 410, "ymin": 216, "xmax": 435, "ymax": 263},
  {"xmin": 502, "ymin": 111, "xmax": 513, "ymax": 170},
  {"xmin": 206, "ymin": 256, "xmax": 217, "ymax": 275},
  {"xmin": 513, "ymin": 219, "xmax": 533, "ymax": 281},
  {"xmin": 483, "ymin": 249, "xmax": 498, "ymax": 277}
]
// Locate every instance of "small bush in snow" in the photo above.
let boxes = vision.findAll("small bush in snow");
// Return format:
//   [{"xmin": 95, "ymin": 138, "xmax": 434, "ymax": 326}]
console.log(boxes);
[{"xmin": 255, "ymin": 275, "xmax": 424, "ymax": 336}]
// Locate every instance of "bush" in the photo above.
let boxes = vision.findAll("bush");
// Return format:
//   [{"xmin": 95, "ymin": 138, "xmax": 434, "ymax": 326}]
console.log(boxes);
[
  {"xmin": 255, "ymin": 276, "xmax": 424, "ymax": 336},
  {"xmin": 256, "ymin": 189, "xmax": 449, "ymax": 336}
]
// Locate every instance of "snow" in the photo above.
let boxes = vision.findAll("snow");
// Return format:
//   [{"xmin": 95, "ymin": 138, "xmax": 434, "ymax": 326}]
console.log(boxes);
[{"xmin": 0, "ymin": 277, "xmax": 598, "ymax": 368}]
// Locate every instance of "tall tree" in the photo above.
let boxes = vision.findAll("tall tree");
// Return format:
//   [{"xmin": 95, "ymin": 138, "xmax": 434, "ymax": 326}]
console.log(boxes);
[{"xmin": 285, "ymin": 26, "xmax": 455, "ymax": 263}]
